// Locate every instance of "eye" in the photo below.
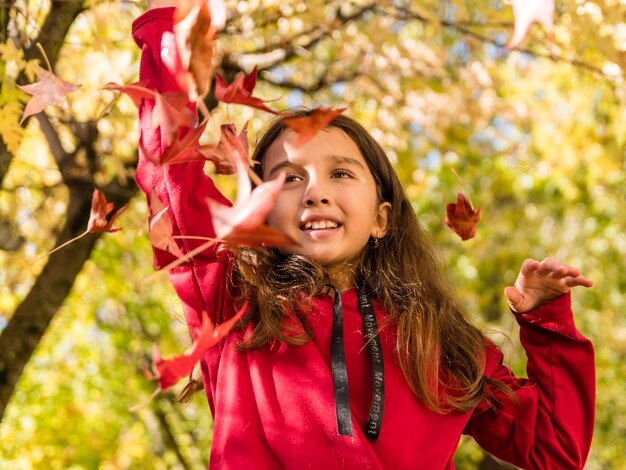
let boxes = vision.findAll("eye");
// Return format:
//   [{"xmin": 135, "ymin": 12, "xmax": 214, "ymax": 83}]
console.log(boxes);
[
  {"xmin": 332, "ymin": 168, "xmax": 354, "ymax": 179},
  {"xmin": 284, "ymin": 173, "xmax": 303, "ymax": 183}
]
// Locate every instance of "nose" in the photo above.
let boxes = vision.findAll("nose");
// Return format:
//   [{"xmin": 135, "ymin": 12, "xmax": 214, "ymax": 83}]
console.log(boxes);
[
  {"xmin": 305, "ymin": 196, "xmax": 330, "ymax": 206},
  {"xmin": 303, "ymin": 178, "xmax": 331, "ymax": 207}
]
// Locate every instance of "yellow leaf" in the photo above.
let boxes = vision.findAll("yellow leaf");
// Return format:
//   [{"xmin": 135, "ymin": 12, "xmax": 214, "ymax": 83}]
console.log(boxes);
[
  {"xmin": 0, "ymin": 101, "xmax": 25, "ymax": 153},
  {"xmin": 23, "ymin": 60, "xmax": 40, "ymax": 82},
  {"xmin": 0, "ymin": 40, "xmax": 25, "ymax": 65}
]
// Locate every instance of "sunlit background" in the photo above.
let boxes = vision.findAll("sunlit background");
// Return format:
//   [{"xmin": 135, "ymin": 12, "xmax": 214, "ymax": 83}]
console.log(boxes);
[{"xmin": 1, "ymin": 0, "xmax": 624, "ymax": 468}]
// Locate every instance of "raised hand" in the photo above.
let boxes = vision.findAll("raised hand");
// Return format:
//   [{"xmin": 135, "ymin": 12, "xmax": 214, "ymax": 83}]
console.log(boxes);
[{"xmin": 504, "ymin": 257, "xmax": 593, "ymax": 313}]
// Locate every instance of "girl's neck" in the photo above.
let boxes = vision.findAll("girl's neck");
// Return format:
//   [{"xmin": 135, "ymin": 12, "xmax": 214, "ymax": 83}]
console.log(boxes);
[{"xmin": 325, "ymin": 262, "xmax": 357, "ymax": 292}]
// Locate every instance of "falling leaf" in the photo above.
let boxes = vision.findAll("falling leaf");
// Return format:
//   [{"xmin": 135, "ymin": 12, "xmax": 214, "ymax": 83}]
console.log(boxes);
[
  {"xmin": 103, "ymin": 83, "xmax": 194, "ymax": 146},
  {"xmin": 150, "ymin": 302, "xmax": 248, "ymax": 390},
  {"xmin": 206, "ymin": 140, "xmax": 293, "ymax": 247},
  {"xmin": 149, "ymin": 188, "xmax": 185, "ymax": 257},
  {"xmin": 182, "ymin": 4, "xmax": 217, "ymax": 98},
  {"xmin": 161, "ymin": 31, "xmax": 195, "ymax": 98},
  {"xmin": 506, "ymin": 0, "xmax": 555, "ymax": 49},
  {"xmin": 198, "ymin": 122, "xmax": 249, "ymax": 175},
  {"xmin": 215, "ymin": 67, "xmax": 279, "ymax": 114},
  {"xmin": 18, "ymin": 66, "xmax": 81, "ymax": 124},
  {"xmin": 160, "ymin": 121, "xmax": 208, "ymax": 165},
  {"xmin": 162, "ymin": 0, "xmax": 224, "ymax": 99},
  {"xmin": 174, "ymin": 0, "xmax": 226, "ymax": 29},
  {"xmin": 207, "ymin": 168, "xmax": 294, "ymax": 246},
  {"xmin": 34, "ymin": 188, "xmax": 125, "ymax": 261},
  {"xmin": 445, "ymin": 193, "xmax": 480, "ymax": 241},
  {"xmin": 152, "ymin": 91, "xmax": 197, "ymax": 146},
  {"xmin": 102, "ymin": 81, "xmax": 155, "ymax": 108},
  {"xmin": 284, "ymin": 106, "xmax": 347, "ymax": 146},
  {"xmin": 88, "ymin": 189, "xmax": 126, "ymax": 233}
]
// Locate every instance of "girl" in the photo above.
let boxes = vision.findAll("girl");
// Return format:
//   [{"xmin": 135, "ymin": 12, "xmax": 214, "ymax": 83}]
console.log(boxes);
[{"xmin": 133, "ymin": 4, "xmax": 595, "ymax": 469}]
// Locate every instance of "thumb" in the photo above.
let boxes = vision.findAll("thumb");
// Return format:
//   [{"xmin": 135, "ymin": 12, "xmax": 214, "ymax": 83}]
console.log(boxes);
[{"xmin": 504, "ymin": 286, "xmax": 524, "ymax": 312}]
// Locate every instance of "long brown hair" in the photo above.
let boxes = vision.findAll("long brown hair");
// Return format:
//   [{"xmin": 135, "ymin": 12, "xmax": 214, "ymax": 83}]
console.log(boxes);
[{"xmin": 225, "ymin": 110, "xmax": 509, "ymax": 413}]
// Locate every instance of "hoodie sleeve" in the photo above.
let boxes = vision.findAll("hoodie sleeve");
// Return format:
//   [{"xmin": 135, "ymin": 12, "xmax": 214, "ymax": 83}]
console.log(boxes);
[
  {"xmin": 464, "ymin": 292, "xmax": 595, "ymax": 470},
  {"xmin": 132, "ymin": 7, "xmax": 233, "ymax": 329}
]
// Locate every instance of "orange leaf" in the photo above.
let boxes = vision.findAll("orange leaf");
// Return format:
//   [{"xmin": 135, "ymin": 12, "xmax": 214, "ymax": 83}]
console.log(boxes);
[
  {"xmin": 218, "ymin": 223, "xmax": 295, "ymax": 247},
  {"xmin": 215, "ymin": 67, "xmax": 279, "ymax": 114},
  {"xmin": 507, "ymin": 0, "xmax": 555, "ymax": 49},
  {"xmin": 149, "ymin": 188, "xmax": 185, "ymax": 257},
  {"xmin": 174, "ymin": 0, "xmax": 226, "ymax": 29},
  {"xmin": 161, "ymin": 31, "xmax": 196, "ymax": 99},
  {"xmin": 101, "ymin": 81, "xmax": 155, "ymax": 108},
  {"xmin": 198, "ymin": 122, "xmax": 249, "ymax": 175},
  {"xmin": 87, "ymin": 189, "xmax": 126, "ymax": 234},
  {"xmin": 284, "ymin": 106, "xmax": 347, "ymax": 146},
  {"xmin": 18, "ymin": 67, "xmax": 81, "ymax": 124},
  {"xmin": 160, "ymin": 121, "xmax": 208, "ymax": 165},
  {"xmin": 162, "ymin": 0, "xmax": 224, "ymax": 99},
  {"xmin": 152, "ymin": 91, "xmax": 196, "ymax": 146},
  {"xmin": 206, "ymin": 145, "xmax": 294, "ymax": 247},
  {"xmin": 445, "ymin": 193, "xmax": 480, "ymax": 241},
  {"xmin": 150, "ymin": 302, "xmax": 248, "ymax": 390}
]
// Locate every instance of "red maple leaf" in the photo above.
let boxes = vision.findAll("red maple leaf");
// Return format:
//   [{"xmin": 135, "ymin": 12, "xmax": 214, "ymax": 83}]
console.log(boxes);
[
  {"xmin": 198, "ymin": 122, "xmax": 249, "ymax": 175},
  {"xmin": 102, "ymin": 81, "xmax": 155, "ymax": 108},
  {"xmin": 161, "ymin": 31, "xmax": 195, "ymax": 99},
  {"xmin": 88, "ymin": 189, "xmax": 126, "ymax": 233},
  {"xmin": 104, "ymin": 83, "xmax": 194, "ymax": 146},
  {"xmin": 507, "ymin": 0, "xmax": 555, "ymax": 49},
  {"xmin": 152, "ymin": 91, "xmax": 197, "ymax": 146},
  {"xmin": 150, "ymin": 302, "xmax": 248, "ymax": 391},
  {"xmin": 34, "ymin": 188, "xmax": 125, "ymax": 261},
  {"xmin": 161, "ymin": 0, "xmax": 224, "ymax": 99},
  {"xmin": 284, "ymin": 106, "xmax": 347, "ymax": 147},
  {"xmin": 149, "ymin": 188, "xmax": 185, "ymax": 258},
  {"xmin": 206, "ymin": 151, "xmax": 294, "ymax": 247},
  {"xmin": 445, "ymin": 193, "xmax": 480, "ymax": 241},
  {"xmin": 18, "ymin": 66, "xmax": 81, "ymax": 124},
  {"xmin": 174, "ymin": 0, "xmax": 226, "ymax": 29},
  {"xmin": 215, "ymin": 67, "xmax": 279, "ymax": 114},
  {"xmin": 160, "ymin": 121, "xmax": 208, "ymax": 165}
]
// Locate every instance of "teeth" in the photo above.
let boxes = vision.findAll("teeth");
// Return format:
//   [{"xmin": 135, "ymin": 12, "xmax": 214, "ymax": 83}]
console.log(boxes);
[{"xmin": 303, "ymin": 220, "xmax": 338, "ymax": 230}]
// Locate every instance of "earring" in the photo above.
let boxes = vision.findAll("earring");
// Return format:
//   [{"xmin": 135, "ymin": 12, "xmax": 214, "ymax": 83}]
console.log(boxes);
[{"xmin": 372, "ymin": 236, "xmax": 380, "ymax": 248}]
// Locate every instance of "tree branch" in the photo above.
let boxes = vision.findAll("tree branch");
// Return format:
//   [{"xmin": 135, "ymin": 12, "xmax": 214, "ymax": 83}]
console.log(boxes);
[
  {"xmin": 222, "ymin": 3, "xmax": 377, "ymax": 73},
  {"xmin": 152, "ymin": 399, "xmax": 192, "ymax": 470},
  {"xmin": 389, "ymin": 4, "xmax": 622, "ymax": 82},
  {"xmin": 35, "ymin": 112, "xmax": 71, "ymax": 170},
  {"xmin": 0, "ymin": 0, "xmax": 16, "ymax": 42},
  {"xmin": 261, "ymin": 66, "xmax": 361, "ymax": 93}
]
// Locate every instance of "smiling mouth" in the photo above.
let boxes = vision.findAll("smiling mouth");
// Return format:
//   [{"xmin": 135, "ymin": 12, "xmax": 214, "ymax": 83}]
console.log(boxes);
[{"xmin": 300, "ymin": 220, "xmax": 341, "ymax": 231}]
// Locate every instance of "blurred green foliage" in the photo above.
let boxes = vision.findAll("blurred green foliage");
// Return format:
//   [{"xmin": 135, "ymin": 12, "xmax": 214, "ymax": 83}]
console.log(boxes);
[{"xmin": 1, "ymin": 0, "xmax": 624, "ymax": 468}]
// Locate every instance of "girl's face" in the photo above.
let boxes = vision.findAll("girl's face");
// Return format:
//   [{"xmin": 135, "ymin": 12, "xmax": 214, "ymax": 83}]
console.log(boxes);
[{"xmin": 263, "ymin": 127, "xmax": 390, "ymax": 282}]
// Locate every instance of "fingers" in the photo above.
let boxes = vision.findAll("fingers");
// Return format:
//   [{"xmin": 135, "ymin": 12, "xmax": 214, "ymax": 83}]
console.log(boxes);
[
  {"xmin": 520, "ymin": 258, "xmax": 542, "ymax": 275},
  {"xmin": 504, "ymin": 286, "xmax": 522, "ymax": 309},
  {"xmin": 522, "ymin": 257, "xmax": 593, "ymax": 285},
  {"xmin": 564, "ymin": 275, "xmax": 594, "ymax": 288},
  {"xmin": 504, "ymin": 286, "xmax": 519, "ymax": 302},
  {"xmin": 536, "ymin": 257, "xmax": 569, "ymax": 276}
]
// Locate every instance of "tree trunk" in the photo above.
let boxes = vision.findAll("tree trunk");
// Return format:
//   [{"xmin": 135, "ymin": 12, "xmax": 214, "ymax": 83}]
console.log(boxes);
[{"xmin": 0, "ymin": 179, "xmax": 138, "ymax": 421}]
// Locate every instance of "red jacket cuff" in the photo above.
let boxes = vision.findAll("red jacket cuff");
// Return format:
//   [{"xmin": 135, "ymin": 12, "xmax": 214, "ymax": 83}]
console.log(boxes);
[{"xmin": 512, "ymin": 291, "xmax": 586, "ymax": 341}]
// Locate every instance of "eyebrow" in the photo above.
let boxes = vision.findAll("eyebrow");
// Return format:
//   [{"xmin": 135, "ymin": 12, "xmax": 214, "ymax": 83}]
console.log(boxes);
[{"xmin": 267, "ymin": 154, "xmax": 366, "ymax": 178}]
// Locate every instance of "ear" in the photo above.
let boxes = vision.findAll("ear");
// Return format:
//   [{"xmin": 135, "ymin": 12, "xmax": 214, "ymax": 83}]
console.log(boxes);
[{"xmin": 371, "ymin": 202, "xmax": 392, "ymax": 239}]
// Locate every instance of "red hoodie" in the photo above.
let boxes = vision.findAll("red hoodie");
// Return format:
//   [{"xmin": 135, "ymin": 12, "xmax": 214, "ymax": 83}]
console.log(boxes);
[{"xmin": 132, "ymin": 8, "xmax": 595, "ymax": 469}]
